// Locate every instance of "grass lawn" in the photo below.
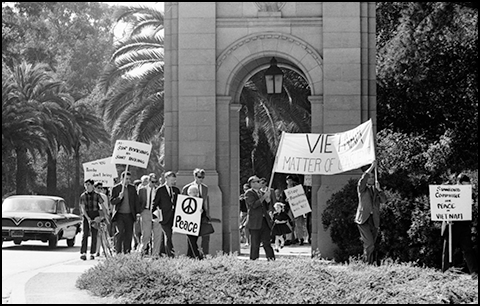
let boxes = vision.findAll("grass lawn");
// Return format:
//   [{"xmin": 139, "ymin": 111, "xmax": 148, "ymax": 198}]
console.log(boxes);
[{"xmin": 76, "ymin": 253, "xmax": 478, "ymax": 304}]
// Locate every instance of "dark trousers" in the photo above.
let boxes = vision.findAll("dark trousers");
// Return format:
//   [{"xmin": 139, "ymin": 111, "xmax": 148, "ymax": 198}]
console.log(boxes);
[
  {"xmin": 249, "ymin": 217, "xmax": 275, "ymax": 260},
  {"xmin": 201, "ymin": 234, "xmax": 210, "ymax": 254},
  {"xmin": 186, "ymin": 235, "xmax": 203, "ymax": 259},
  {"xmin": 442, "ymin": 221, "xmax": 478, "ymax": 274},
  {"xmin": 81, "ymin": 213, "xmax": 99, "ymax": 254},
  {"xmin": 114, "ymin": 212, "xmax": 134, "ymax": 254},
  {"xmin": 357, "ymin": 216, "xmax": 378, "ymax": 264},
  {"xmin": 161, "ymin": 223, "xmax": 175, "ymax": 257}
]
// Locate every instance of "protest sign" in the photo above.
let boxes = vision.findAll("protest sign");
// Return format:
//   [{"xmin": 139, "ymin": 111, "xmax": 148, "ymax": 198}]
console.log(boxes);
[
  {"xmin": 172, "ymin": 195, "xmax": 203, "ymax": 236},
  {"xmin": 284, "ymin": 185, "xmax": 311, "ymax": 218},
  {"xmin": 82, "ymin": 157, "xmax": 118, "ymax": 187},
  {"xmin": 111, "ymin": 140, "xmax": 152, "ymax": 169},
  {"xmin": 429, "ymin": 185, "xmax": 472, "ymax": 221},
  {"xmin": 273, "ymin": 119, "xmax": 375, "ymax": 175}
]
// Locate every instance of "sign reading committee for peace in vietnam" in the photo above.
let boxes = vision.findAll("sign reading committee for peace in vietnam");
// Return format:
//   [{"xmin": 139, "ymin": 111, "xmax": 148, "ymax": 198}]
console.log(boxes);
[
  {"xmin": 273, "ymin": 119, "xmax": 375, "ymax": 175},
  {"xmin": 111, "ymin": 140, "xmax": 152, "ymax": 168},
  {"xmin": 429, "ymin": 185, "xmax": 472, "ymax": 221}
]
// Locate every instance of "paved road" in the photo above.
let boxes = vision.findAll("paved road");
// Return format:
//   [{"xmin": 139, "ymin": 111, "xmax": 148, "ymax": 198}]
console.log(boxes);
[{"xmin": 2, "ymin": 235, "xmax": 312, "ymax": 304}]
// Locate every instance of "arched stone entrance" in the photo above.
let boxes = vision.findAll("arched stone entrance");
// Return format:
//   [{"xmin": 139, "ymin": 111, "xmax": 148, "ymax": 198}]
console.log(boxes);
[{"xmin": 164, "ymin": 2, "xmax": 376, "ymax": 258}]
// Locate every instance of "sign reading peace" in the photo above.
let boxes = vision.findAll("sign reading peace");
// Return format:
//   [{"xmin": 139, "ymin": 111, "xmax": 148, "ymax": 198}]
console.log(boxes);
[{"xmin": 173, "ymin": 195, "xmax": 204, "ymax": 236}]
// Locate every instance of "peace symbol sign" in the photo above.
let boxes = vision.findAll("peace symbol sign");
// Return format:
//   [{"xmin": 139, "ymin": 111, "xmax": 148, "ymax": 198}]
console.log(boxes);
[{"xmin": 182, "ymin": 197, "xmax": 198, "ymax": 215}]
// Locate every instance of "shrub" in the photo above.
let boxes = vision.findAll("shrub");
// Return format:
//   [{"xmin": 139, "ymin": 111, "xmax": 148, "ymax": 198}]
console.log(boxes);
[{"xmin": 77, "ymin": 253, "xmax": 479, "ymax": 304}]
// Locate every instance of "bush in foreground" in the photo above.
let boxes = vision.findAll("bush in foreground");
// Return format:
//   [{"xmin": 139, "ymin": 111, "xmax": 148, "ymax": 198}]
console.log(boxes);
[{"xmin": 76, "ymin": 253, "xmax": 478, "ymax": 304}]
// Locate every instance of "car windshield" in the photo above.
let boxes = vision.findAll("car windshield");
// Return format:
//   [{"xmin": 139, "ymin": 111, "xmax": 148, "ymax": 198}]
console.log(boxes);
[{"xmin": 2, "ymin": 198, "xmax": 57, "ymax": 213}]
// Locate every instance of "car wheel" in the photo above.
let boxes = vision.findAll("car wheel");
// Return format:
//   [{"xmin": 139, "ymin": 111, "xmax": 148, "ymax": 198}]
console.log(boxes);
[
  {"xmin": 13, "ymin": 239, "xmax": 22, "ymax": 245},
  {"xmin": 48, "ymin": 235, "xmax": 58, "ymax": 249},
  {"xmin": 67, "ymin": 237, "xmax": 75, "ymax": 247}
]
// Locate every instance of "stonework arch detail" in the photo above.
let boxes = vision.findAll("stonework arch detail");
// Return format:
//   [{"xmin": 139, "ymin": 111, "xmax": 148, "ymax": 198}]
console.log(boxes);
[{"xmin": 216, "ymin": 32, "xmax": 323, "ymax": 100}]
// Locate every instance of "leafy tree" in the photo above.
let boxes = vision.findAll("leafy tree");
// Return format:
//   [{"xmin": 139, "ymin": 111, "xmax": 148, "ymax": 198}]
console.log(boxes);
[{"xmin": 377, "ymin": 2, "xmax": 478, "ymax": 171}]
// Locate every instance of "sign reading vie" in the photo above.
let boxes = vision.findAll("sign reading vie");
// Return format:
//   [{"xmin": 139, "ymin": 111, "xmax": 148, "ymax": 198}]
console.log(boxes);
[
  {"xmin": 111, "ymin": 140, "xmax": 152, "ymax": 168},
  {"xmin": 429, "ymin": 185, "xmax": 472, "ymax": 221},
  {"xmin": 273, "ymin": 119, "xmax": 375, "ymax": 175}
]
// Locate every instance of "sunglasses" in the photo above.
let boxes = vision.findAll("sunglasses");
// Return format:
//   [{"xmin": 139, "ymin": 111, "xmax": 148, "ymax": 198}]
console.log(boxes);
[
  {"xmin": 151, "ymin": 180, "xmax": 158, "ymax": 183},
  {"xmin": 196, "ymin": 176, "xmax": 205, "ymax": 179}
]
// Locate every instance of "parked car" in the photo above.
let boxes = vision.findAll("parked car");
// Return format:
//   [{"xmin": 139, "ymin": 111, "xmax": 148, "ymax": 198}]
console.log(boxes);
[{"xmin": 2, "ymin": 195, "xmax": 82, "ymax": 248}]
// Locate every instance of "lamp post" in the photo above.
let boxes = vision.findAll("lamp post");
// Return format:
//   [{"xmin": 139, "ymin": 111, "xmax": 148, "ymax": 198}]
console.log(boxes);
[{"xmin": 264, "ymin": 57, "xmax": 283, "ymax": 94}]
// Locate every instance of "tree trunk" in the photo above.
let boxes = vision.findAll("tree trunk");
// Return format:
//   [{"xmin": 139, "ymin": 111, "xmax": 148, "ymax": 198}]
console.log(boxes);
[
  {"xmin": 15, "ymin": 147, "xmax": 28, "ymax": 194},
  {"xmin": 46, "ymin": 150, "xmax": 57, "ymax": 195}
]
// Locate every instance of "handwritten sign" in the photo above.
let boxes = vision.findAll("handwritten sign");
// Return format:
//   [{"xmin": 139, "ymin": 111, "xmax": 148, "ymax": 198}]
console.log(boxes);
[
  {"xmin": 284, "ymin": 185, "xmax": 311, "ymax": 218},
  {"xmin": 111, "ymin": 140, "xmax": 152, "ymax": 168},
  {"xmin": 429, "ymin": 185, "xmax": 472, "ymax": 221},
  {"xmin": 82, "ymin": 157, "xmax": 118, "ymax": 187},
  {"xmin": 273, "ymin": 119, "xmax": 375, "ymax": 175},
  {"xmin": 172, "ymin": 195, "xmax": 203, "ymax": 236}
]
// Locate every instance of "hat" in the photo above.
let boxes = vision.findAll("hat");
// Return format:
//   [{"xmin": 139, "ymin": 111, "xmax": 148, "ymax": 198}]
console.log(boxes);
[
  {"xmin": 286, "ymin": 175, "xmax": 299, "ymax": 182},
  {"xmin": 248, "ymin": 175, "xmax": 260, "ymax": 185}
]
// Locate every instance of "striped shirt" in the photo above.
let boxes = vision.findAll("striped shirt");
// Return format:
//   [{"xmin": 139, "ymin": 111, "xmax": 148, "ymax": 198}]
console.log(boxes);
[{"xmin": 79, "ymin": 191, "xmax": 103, "ymax": 212}]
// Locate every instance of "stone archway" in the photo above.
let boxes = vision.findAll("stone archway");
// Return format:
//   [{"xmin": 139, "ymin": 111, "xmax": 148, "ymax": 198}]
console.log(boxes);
[{"xmin": 164, "ymin": 2, "xmax": 376, "ymax": 258}]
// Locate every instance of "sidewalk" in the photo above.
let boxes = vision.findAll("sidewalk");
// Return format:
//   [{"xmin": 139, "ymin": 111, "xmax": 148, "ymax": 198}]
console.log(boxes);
[{"xmin": 9, "ymin": 244, "xmax": 313, "ymax": 304}]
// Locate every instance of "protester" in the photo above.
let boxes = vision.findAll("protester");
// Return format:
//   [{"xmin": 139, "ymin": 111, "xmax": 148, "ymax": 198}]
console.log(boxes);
[
  {"xmin": 79, "ymin": 179, "xmax": 104, "ymax": 260},
  {"xmin": 239, "ymin": 183, "xmax": 250, "ymax": 247},
  {"xmin": 286, "ymin": 175, "xmax": 307, "ymax": 245},
  {"xmin": 181, "ymin": 168, "xmax": 211, "ymax": 255},
  {"xmin": 441, "ymin": 173, "xmax": 478, "ymax": 277},
  {"xmin": 152, "ymin": 171, "xmax": 180, "ymax": 257},
  {"xmin": 184, "ymin": 185, "xmax": 205, "ymax": 259},
  {"xmin": 137, "ymin": 174, "xmax": 161, "ymax": 256},
  {"xmin": 94, "ymin": 181, "xmax": 110, "ymax": 257},
  {"xmin": 271, "ymin": 202, "xmax": 292, "ymax": 252},
  {"xmin": 245, "ymin": 175, "xmax": 275, "ymax": 261},
  {"xmin": 111, "ymin": 171, "xmax": 141, "ymax": 254},
  {"xmin": 354, "ymin": 160, "xmax": 387, "ymax": 264}
]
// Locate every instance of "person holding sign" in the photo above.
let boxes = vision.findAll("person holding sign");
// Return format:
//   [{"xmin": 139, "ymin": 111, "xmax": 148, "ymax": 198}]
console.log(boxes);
[
  {"xmin": 245, "ymin": 175, "xmax": 275, "ymax": 261},
  {"xmin": 354, "ymin": 160, "xmax": 387, "ymax": 265},
  {"xmin": 441, "ymin": 173, "xmax": 478, "ymax": 276},
  {"xmin": 182, "ymin": 168, "xmax": 212, "ymax": 255},
  {"xmin": 152, "ymin": 171, "xmax": 180, "ymax": 258},
  {"xmin": 184, "ymin": 185, "xmax": 206, "ymax": 259},
  {"xmin": 111, "ymin": 171, "xmax": 141, "ymax": 254}
]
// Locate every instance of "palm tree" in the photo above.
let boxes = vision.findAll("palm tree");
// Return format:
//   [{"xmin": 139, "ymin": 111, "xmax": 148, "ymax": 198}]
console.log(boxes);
[
  {"xmin": 99, "ymin": 5, "xmax": 164, "ymax": 141},
  {"xmin": 69, "ymin": 101, "xmax": 110, "ymax": 214},
  {"xmin": 2, "ymin": 62, "xmax": 55, "ymax": 194},
  {"xmin": 98, "ymin": 4, "xmax": 165, "ymax": 177}
]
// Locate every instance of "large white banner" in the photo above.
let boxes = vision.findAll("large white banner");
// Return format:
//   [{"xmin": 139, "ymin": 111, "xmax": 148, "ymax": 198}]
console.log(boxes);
[
  {"xmin": 273, "ymin": 119, "xmax": 375, "ymax": 175},
  {"xmin": 82, "ymin": 157, "xmax": 118, "ymax": 187},
  {"xmin": 284, "ymin": 185, "xmax": 311, "ymax": 218},
  {"xmin": 429, "ymin": 185, "xmax": 472, "ymax": 221},
  {"xmin": 111, "ymin": 140, "xmax": 152, "ymax": 168},
  {"xmin": 172, "ymin": 195, "xmax": 203, "ymax": 236}
]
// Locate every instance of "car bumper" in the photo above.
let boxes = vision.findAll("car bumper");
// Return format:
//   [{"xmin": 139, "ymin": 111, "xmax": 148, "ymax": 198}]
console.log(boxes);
[{"xmin": 2, "ymin": 227, "xmax": 55, "ymax": 241}]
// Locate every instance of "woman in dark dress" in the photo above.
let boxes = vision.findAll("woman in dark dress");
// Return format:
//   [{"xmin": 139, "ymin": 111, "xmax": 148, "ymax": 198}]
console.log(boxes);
[{"xmin": 271, "ymin": 202, "xmax": 292, "ymax": 252}]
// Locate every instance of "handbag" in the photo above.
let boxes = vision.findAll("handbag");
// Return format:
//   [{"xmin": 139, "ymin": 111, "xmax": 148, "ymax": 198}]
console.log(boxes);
[{"xmin": 199, "ymin": 216, "xmax": 215, "ymax": 236}]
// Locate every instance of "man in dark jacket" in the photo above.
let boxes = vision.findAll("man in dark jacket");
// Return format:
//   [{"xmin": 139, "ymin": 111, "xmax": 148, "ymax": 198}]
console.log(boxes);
[
  {"xmin": 354, "ymin": 160, "xmax": 387, "ymax": 264},
  {"xmin": 152, "ymin": 171, "xmax": 180, "ymax": 257},
  {"xmin": 245, "ymin": 175, "xmax": 275, "ymax": 261},
  {"xmin": 111, "ymin": 171, "xmax": 141, "ymax": 254}
]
